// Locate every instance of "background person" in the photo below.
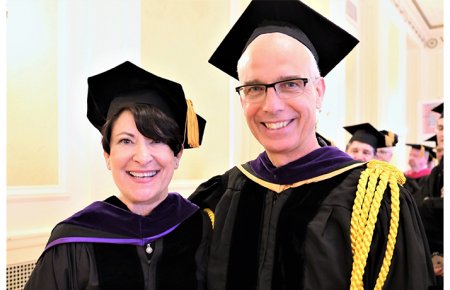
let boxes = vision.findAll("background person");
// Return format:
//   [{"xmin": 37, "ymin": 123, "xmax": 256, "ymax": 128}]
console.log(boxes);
[
  {"xmin": 189, "ymin": 1, "xmax": 435, "ymax": 289},
  {"xmin": 418, "ymin": 102, "xmax": 444, "ymax": 290},
  {"xmin": 25, "ymin": 61, "xmax": 210, "ymax": 290},
  {"xmin": 344, "ymin": 123, "xmax": 395, "ymax": 162},
  {"xmin": 375, "ymin": 130, "xmax": 399, "ymax": 162},
  {"xmin": 426, "ymin": 135, "xmax": 443, "ymax": 162},
  {"xmin": 405, "ymin": 143, "xmax": 435, "ymax": 180}
]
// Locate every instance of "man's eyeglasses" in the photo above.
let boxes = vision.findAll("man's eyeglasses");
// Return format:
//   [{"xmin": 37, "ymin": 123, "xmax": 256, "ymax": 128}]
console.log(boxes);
[{"xmin": 235, "ymin": 78, "xmax": 309, "ymax": 103}]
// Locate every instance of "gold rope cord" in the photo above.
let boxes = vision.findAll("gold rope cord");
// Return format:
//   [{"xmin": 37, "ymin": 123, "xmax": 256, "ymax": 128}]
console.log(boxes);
[
  {"xmin": 349, "ymin": 160, "xmax": 405, "ymax": 290},
  {"xmin": 203, "ymin": 208, "xmax": 215, "ymax": 229}
]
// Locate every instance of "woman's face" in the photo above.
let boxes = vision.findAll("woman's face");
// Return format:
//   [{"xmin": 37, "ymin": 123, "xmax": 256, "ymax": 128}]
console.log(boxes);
[{"xmin": 104, "ymin": 110, "xmax": 182, "ymax": 215}]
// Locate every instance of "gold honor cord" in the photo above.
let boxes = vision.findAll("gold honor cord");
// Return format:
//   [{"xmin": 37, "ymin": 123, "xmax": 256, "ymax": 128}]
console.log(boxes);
[
  {"xmin": 350, "ymin": 160, "xmax": 405, "ymax": 290},
  {"xmin": 203, "ymin": 208, "xmax": 215, "ymax": 229}
]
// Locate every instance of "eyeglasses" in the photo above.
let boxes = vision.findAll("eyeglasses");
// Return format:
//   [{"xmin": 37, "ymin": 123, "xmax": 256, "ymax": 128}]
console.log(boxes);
[{"xmin": 235, "ymin": 78, "xmax": 309, "ymax": 103}]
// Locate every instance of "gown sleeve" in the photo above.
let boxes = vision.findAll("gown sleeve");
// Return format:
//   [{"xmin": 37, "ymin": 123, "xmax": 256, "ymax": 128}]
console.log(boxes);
[
  {"xmin": 194, "ymin": 210, "xmax": 213, "ymax": 290},
  {"xmin": 24, "ymin": 243, "xmax": 97, "ymax": 290},
  {"xmin": 189, "ymin": 173, "xmax": 230, "ymax": 210}
]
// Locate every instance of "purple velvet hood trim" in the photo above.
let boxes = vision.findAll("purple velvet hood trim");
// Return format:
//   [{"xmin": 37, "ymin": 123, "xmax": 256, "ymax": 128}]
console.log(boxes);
[
  {"xmin": 249, "ymin": 146, "xmax": 355, "ymax": 184},
  {"xmin": 45, "ymin": 193, "xmax": 198, "ymax": 250}
]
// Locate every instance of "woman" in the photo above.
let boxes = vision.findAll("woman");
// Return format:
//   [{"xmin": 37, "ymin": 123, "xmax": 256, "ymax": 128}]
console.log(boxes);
[{"xmin": 25, "ymin": 61, "xmax": 210, "ymax": 290}]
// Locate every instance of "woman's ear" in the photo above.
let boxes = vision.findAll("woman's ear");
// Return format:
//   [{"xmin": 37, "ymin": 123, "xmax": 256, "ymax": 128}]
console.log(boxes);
[
  {"xmin": 104, "ymin": 151, "xmax": 111, "ymax": 170},
  {"xmin": 175, "ymin": 147, "xmax": 184, "ymax": 169}
]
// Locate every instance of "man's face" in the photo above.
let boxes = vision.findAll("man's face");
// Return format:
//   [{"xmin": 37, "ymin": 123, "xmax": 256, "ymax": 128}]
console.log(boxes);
[
  {"xmin": 346, "ymin": 141, "xmax": 375, "ymax": 162},
  {"xmin": 436, "ymin": 117, "xmax": 444, "ymax": 148},
  {"xmin": 436, "ymin": 146, "xmax": 444, "ymax": 161},
  {"xmin": 237, "ymin": 33, "xmax": 325, "ymax": 167},
  {"xmin": 375, "ymin": 147, "xmax": 393, "ymax": 162},
  {"xmin": 408, "ymin": 148, "xmax": 428, "ymax": 170}
]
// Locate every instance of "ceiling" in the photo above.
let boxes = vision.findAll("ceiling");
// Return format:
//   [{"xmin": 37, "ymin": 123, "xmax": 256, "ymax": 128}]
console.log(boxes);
[{"xmin": 391, "ymin": 0, "xmax": 443, "ymax": 48}]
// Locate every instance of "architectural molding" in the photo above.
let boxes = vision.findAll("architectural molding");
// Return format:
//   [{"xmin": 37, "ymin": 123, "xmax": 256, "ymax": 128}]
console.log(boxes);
[{"xmin": 390, "ymin": 0, "xmax": 443, "ymax": 48}]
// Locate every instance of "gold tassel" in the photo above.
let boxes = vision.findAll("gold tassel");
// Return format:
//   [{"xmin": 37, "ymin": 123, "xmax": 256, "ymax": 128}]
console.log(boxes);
[
  {"xmin": 419, "ymin": 145, "xmax": 425, "ymax": 158},
  {"xmin": 186, "ymin": 99, "xmax": 200, "ymax": 148},
  {"xmin": 384, "ymin": 131, "xmax": 395, "ymax": 147}
]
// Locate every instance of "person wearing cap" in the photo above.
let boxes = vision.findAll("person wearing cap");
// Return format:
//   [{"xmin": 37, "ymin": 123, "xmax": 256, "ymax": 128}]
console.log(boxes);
[
  {"xmin": 344, "ymin": 123, "xmax": 392, "ymax": 162},
  {"xmin": 375, "ymin": 130, "xmax": 399, "ymax": 163},
  {"xmin": 426, "ymin": 135, "xmax": 443, "ymax": 162},
  {"xmin": 418, "ymin": 102, "xmax": 444, "ymax": 200},
  {"xmin": 25, "ymin": 61, "xmax": 210, "ymax": 290},
  {"xmin": 189, "ymin": 1, "xmax": 435, "ymax": 289},
  {"xmin": 405, "ymin": 143, "xmax": 435, "ymax": 180},
  {"xmin": 420, "ymin": 103, "xmax": 444, "ymax": 199},
  {"xmin": 432, "ymin": 103, "xmax": 444, "ymax": 149},
  {"xmin": 417, "ymin": 103, "xmax": 444, "ymax": 289}
]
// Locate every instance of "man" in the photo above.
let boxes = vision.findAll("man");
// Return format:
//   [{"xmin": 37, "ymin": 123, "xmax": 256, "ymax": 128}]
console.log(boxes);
[
  {"xmin": 190, "ymin": 1, "xmax": 435, "ymax": 289},
  {"xmin": 376, "ymin": 130, "xmax": 399, "ymax": 162},
  {"xmin": 419, "ymin": 103, "xmax": 444, "ymax": 200},
  {"xmin": 344, "ymin": 123, "xmax": 396, "ymax": 162},
  {"xmin": 433, "ymin": 103, "xmax": 444, "ymax": 149},
  {"xmin": 426, "ymin": 135, "xmax": 443, "ymax": 162},
  {"xmin": 404, "ymin": 143, "xmax": 435, "ymax": 180},
  {"xmin": 419, "ymin": 103, "xmax": 444, "ymax": 289}
]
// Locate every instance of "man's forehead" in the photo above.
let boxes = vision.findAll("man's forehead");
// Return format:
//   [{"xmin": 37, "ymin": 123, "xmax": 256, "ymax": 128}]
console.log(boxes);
[
  {"xmin": 243, "ymin": 32, "xmax": 313, "ymax": 56},
  {"xmin": 377, "ymin": 148, "xmax": 392, "ymax": 153},
  {"xmin": 237, "ymin": 32, "xmax": 316, "ymax": 76}
]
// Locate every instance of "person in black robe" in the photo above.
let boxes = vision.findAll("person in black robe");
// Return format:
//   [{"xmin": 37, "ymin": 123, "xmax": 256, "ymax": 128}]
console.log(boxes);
[
  {"xmin": 189, "ymin": 1, "xmax": 436, "ymax": 289},
  {"xmin": 404, "ymin": 143, "xmax": 435, "ymax": 181},
  {"xmin": 418, "ymin": 103, "xmax": 444, "ymax": 289},
  {"xmin": 25, "ymin": 61, "xmax": 210, "ymax": 290},
  {"xmin": 375, "ymin": 130, "xmax": 398, "ymax": 163},
  {"xmin": 344, "ymin": 123, "xmax": 390, "ymax": 162}
]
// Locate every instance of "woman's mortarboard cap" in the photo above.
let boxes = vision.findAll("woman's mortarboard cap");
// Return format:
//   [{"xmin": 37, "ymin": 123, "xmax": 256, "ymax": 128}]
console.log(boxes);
[
  {"xmin": 208, "ymin": 0, "xmax": 359, "ymax": 80},
  {"xmin": 87, "ymin": 61, "xmax": 206, "ymax": 149},
  {"xmin": 344, "ymin": 123, "xmax": 387, "ymax": 150}
]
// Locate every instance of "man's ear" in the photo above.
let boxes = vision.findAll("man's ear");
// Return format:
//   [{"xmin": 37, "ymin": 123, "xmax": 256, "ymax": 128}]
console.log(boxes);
[{"xmin": 314, "ymin": 77, "xmax": 326, "ymax": 110}]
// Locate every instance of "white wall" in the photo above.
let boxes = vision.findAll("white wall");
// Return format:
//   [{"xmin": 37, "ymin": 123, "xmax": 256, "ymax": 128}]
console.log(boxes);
[{"xmin": 7, "ymin": 0, "xmax": 141, "ymax": 265}]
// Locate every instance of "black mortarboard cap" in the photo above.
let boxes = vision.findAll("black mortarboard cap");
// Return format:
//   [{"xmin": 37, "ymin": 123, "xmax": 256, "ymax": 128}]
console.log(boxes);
[
  {"xmin": 87, "ymin": 61, "xmax": 206, "ymax": 149},
  {"xmin": 344, "ymin": 123, "xmax": 387, "ymax": 150},
  {"xmin": 406, "ymin": 143, "xmax": 436, "ymax": 161},
  {"xmin": 316, "ymin": 132, "xmax": 334, "ymax": 147},
  {"xmin": 431, "ymin": 103, "xmax": 444, "ymax": 118},
  {"xmin": 209, "ymin": 0, "xmax": 359, "ymax": 80},
  {"xmin": 379, "ymin": 130, "xmax": 399, "ymax": 147},
  {"xmin": 425, "ymin": 135, "xmax": 438, "ymax": 145}
]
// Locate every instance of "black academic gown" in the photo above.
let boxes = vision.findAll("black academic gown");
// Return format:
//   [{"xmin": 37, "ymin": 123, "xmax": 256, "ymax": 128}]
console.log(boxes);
[
  {"xmin": 418, "ymin": 156, "xmax": 444, "ymax": 255},
  {"xmin": 190, "ymin": 147, "xmax": 436, "ymax": 290},
  {"xmin": 25, "ymin": 194, "xmax": 211, "ymax": 290}
]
